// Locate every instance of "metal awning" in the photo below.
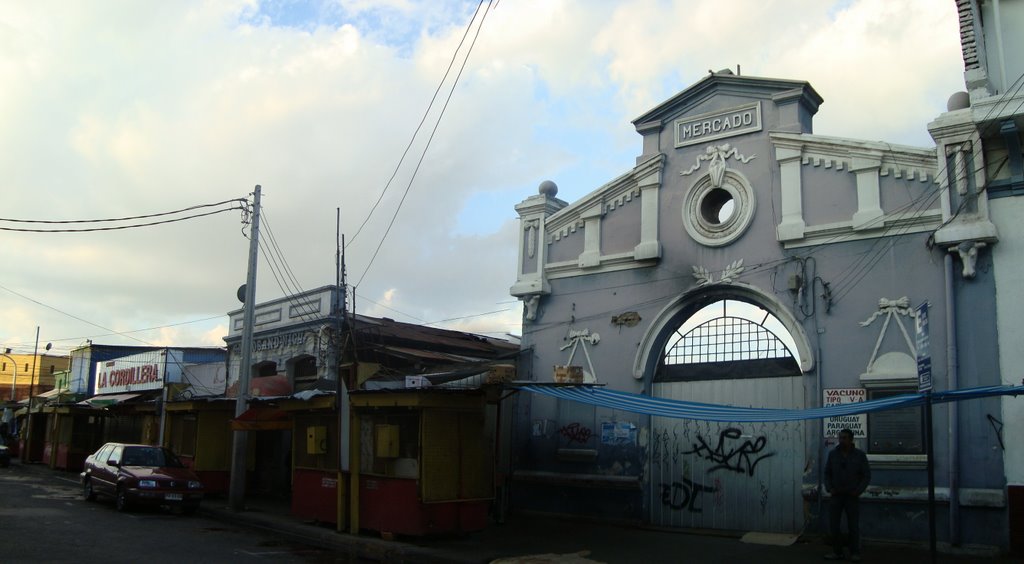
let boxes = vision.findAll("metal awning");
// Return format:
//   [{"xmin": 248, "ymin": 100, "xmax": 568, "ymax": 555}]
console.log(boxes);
[{"xmin": 78, "ymin": 393, "xmax": 142, "ymax": 408}]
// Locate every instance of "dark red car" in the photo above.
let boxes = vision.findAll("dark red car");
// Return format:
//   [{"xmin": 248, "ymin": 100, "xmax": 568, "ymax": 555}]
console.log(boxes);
[{"xmin": 80, "ymin": 442, "xmax": 203, "ymax": 514}]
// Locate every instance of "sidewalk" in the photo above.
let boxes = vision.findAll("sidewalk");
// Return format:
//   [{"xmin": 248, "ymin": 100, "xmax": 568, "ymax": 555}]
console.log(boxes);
[{"xmin": 200, "ymin": 496, "xmax": 1016, "ymax": 564}]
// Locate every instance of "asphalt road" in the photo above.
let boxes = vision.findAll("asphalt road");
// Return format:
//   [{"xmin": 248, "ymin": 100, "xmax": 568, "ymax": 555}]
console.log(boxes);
[{"xmin": 0, "ymin": 461, "xmax": 357, "ymax": 564}]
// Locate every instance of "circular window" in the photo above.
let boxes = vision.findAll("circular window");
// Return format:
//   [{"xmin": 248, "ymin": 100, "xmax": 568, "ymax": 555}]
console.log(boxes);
[{"xmin": 682, "ymin": 169, "xmax": 755, "ymax": 247}]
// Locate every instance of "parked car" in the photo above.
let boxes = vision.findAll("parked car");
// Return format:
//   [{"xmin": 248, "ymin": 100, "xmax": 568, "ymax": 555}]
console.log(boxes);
[
  {"xmin": 0, "ymin": 441, "xmax": 9, "ymax": 467},
  {"xmin": 80, "ymin": 443, "xmax": 203, "ymax": 513}
]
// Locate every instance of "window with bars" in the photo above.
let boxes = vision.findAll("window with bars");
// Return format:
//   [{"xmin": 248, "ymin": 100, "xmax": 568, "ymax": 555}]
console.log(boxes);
[{"xmin": 658, "ymin": 300, "xmax": 800, "ymax": 382}]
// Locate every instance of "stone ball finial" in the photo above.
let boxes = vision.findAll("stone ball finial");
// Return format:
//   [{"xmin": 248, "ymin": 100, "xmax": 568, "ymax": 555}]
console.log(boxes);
[
  {"xmin": 538, "ymin": 180, "xmax": 558, "ymax": 197},
  {"xmin": 947, "ymin": 91, "xmax": 970, "ymax": 111}
]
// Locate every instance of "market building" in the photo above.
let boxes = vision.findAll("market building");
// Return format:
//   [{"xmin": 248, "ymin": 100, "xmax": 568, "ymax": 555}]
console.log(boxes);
[
  {"xmin": 955, "ymin": 0, "xmax": 1024, "ymax": 555},
  {"xmin": 509, "ymin": 67, "xmax": 1012, "ymax": 550}
]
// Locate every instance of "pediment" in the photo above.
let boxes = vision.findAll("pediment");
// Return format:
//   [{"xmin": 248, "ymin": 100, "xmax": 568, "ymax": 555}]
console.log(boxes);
[{"xmin": 632, "ymin": 73, "xmax": 822, "ymax": 132}]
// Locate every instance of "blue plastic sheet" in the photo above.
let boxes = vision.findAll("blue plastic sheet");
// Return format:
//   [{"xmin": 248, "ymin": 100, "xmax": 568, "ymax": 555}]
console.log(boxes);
[{"xmin": 516, "ymin": 384, "xmax": 1024, "ymax": 422}]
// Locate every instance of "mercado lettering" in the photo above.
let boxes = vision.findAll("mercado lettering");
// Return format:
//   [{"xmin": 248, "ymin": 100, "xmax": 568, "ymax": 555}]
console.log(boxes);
[{"xmin": 675, "ymin": 103, "xmax": 761, "ymax": 147}]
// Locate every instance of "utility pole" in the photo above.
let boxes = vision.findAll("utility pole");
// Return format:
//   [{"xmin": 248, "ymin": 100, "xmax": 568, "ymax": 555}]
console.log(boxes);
[
  {"xmin": 24, "ymin": 326, "xmax": 39, "ymax": 463},
  {"xmin": 229, "ymin": 184, "xmax": 261, "ymax": 511}
]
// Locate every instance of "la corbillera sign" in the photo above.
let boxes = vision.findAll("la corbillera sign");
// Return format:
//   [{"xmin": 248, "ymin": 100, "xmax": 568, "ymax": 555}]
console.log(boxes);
[{"xmin": 94, "ymin": 350, "xmax": 184, "ymax": 394}]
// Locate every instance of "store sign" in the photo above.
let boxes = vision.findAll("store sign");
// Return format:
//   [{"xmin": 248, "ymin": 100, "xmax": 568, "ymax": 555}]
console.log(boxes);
[
  {"xmin": 254, "ymin": 331, "xmax": 306, "ymax": 352},
  {"xmin": 915, "ymin": 302, "xmax": 932, "ymax": 393},
  {"xmin": 675, "ymin": 102, "xmax": 762, "ymax": 147},
  {"xmin": 95, "ymin": 351, "xmax": 168, "ymax": 394},
  {"xmin": 822, "ymin": 387, "xmax": 867, "ymax": 438}
]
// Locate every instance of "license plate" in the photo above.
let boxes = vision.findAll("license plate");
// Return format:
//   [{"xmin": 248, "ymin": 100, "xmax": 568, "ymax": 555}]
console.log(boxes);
[{"xmin": 165, "ymin": 493, "xmax": 183, "ymax": 501}]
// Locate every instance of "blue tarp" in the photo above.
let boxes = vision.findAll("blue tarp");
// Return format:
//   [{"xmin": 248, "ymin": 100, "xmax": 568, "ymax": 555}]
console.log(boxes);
[{"xmin": 516, "ymin": 384, "xmax": 1024, "ymax": 422}]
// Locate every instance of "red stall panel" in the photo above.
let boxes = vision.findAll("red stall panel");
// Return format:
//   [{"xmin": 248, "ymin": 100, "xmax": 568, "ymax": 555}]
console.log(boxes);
[{"xmin": 292, "ymin": 469, "xmax": 338, "ymax": 524}]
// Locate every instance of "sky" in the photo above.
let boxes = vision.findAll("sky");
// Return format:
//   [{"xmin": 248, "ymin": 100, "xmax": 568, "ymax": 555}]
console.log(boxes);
[{"xmin": 0, "ymin": 0, "xmax": 965, "ymax": 357}]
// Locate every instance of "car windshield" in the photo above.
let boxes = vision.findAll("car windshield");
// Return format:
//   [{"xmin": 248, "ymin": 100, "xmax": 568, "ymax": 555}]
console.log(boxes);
[{"xmin": 120, "ymin": 446, "xmax": 186, "ymax": 468}]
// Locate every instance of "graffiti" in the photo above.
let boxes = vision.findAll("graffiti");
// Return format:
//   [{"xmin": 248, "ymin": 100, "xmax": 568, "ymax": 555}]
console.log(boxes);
[
  {"xmin": 759, "ymin": 481, "xmax": 770, "ymax": 514},
  {"xmin": 652, "ymin": 426, "xmax": 685, "ymax": 466},
  {"xmin": 659, "ymin": 478, "xmax": 718, "ymax": 513},
  {"xmin": 684, "ymin": 427, "xmax": 775, "ymax": 476},
  {"xmin": 986, "ymin": 414, "xmax": 1005, "ymax": 450},
  {"xmin": 559, "ymin": 422, "xmax": 594, "ymax": 445}
]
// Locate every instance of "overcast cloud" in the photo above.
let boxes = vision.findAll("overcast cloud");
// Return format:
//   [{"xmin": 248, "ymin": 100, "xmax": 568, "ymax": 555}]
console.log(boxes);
[{"xmin": 0, "ymin": 0, "xmax": 963, "ymax": 355}]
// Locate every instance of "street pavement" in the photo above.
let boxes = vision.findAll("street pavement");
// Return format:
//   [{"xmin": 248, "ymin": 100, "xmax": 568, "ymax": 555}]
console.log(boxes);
[{"xmin": 6, "ymin": 458, "xmax": 1019, "ymax": 563}]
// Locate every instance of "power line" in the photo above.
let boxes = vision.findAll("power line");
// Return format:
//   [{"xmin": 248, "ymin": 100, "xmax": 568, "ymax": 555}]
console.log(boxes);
[
  {"xmin": 0, "ymin": 198, "xmax": 246, "ymax": 224},
  {"xmin": 355, "ymin": 0, "xmax": 493, "ymax": 287},
  {"xmin": 0, "ymin": 206, "xmax": 244, "ymax": 233},
  {"xmin": 347, "ymin": 0, "xmax": 488, "ymax": 247}
]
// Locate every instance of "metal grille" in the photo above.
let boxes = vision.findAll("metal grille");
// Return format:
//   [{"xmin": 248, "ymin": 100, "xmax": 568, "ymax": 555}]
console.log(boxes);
[{"xmin": 664, "ymin": 304, "xmax": 794, "ymax": 365}]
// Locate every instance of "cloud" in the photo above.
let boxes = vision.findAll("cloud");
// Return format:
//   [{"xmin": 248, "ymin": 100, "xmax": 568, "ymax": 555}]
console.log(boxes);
[{"xmin": 0, "ymin": 0, "xmax": 963, "ymax": 353}]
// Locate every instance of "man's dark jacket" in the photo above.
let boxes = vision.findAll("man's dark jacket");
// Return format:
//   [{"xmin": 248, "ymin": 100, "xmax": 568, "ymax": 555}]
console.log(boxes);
[{"xmin": 824, "ymin": 444, "xmax": 871, "ymax": 496}]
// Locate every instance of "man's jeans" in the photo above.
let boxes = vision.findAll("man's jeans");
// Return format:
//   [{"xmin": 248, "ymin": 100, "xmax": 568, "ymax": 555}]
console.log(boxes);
[{"xmin": 829, "ymin": 493, "xmax": 861, "ymax": 555}]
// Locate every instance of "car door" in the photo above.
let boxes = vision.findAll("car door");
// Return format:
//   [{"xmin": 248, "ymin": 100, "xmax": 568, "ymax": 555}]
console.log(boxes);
[
  {"xmin": 86, "ymin": 444, "xmax": 111, "ymax": 490},
  {"xmin": 96, "ymin": 445, "xmax": 123, "ymax": 496}
]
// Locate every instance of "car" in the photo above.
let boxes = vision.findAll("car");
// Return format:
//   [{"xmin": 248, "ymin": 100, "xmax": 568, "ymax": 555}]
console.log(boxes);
[
  {"xmin": 0, "ymin": 442, "xmax": 9, "ymax": 467},
  {"xmin": 80, "ymin": 442, "xmax": 203, "ymax": 514}
]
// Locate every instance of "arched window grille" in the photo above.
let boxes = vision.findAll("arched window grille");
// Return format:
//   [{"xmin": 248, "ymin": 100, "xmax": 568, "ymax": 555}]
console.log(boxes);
[{"xmin": 658, "ymin": 300, "xmax": 799, "ymax": 381}]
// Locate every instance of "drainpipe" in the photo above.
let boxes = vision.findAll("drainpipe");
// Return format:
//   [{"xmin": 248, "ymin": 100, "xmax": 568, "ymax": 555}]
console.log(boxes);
[{"xmin": 944, "ymin": 252, "xmax": 960, "ymax": 546}]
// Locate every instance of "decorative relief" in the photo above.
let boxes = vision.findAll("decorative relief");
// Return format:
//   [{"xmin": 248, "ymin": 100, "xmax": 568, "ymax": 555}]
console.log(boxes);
[
  {"xmin": 680, "ymin": 143, "xmax": 756, "ymax": 186},
  {"xmin": 559, "ymin": 328, "xmax": 600, "ymax": 382},
  {"xmin": 859, "ymin": 296, "xmax": 919, "ymax": 374},
  {"xmin": 859, "ymin": 297, "xmax": 917, "ymax": 327},
  {"xmin": 951, "ymin": 241, "xmax": 986, "ymax": 279},
  {"xmin": 692, "ymin": 259, "xmax": 745, "ymax": 287},
  {"xmin": 524, "ymin": 219, "xmax": 539, "ymax": 259},
  {"xmin": 523, "ymin": 294, "xmax": 542, "ymax": 322}
]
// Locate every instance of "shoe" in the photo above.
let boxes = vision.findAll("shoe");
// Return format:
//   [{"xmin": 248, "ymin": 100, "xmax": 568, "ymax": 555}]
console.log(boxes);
[
  {"xmin": 850, "ymin": 555, "xmax": 861, "ymax": 562},
  {"xmin": 823, "ymin": 554, "xmax": 844, "ymax": 561}
]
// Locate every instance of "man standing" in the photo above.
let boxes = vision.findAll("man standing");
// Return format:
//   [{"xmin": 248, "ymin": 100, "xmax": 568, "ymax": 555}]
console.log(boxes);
[{"xmin": 824, "ymin": 428, "xmax": 871, "ymax": 561}]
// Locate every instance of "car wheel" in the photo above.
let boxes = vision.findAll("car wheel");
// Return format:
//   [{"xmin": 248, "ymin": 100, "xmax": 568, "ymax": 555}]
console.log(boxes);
[
  {"xmin": 115, "ymin": 487, "xmax": 129, "ymax": 512},
  {"xmin": 83, "ymin": 479, "xmax": 96, "ymax": 501}
]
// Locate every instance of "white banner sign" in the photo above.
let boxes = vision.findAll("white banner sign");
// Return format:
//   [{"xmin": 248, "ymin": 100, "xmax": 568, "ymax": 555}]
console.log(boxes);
[
  {"xmin": 94, "ymin": 350, "xmax": 182, "ymax": 394},
  {"xmin": 822, "ymin": 387, "xmax": 867, "ymax": 438}
]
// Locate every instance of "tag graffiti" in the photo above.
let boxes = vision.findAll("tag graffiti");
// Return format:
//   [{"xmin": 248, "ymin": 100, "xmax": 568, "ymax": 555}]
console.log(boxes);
[
  {"xmin": 659, "ymin": 478, "xmax": 719, "ymax": 513},
  {"xmin": 684, "ymin": 427, "xmax": 775, "ymax": 476},
  {"xmin": 558, "ymin": 422, "xmax": 594, "ymax": 444}
]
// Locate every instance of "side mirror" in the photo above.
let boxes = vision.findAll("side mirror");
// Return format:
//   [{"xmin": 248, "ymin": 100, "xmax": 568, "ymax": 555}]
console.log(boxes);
[{"xmin": 107, "ymin": 458, "xmax": 120, "ymax": 467}]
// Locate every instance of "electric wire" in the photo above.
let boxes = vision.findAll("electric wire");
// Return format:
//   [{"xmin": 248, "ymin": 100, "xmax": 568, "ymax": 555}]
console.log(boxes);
[
  {"xmin": 354, "ymin": 0, "xmax": 492, "ymax": 288},
  {"xmin": 0, "ymin": 198, "xmax": 247, "ymax": 224},
  {"xmin": 0, "ymin": 206, "xmax": 244, "ymax": 233},
  {"xmin": 347, "ymin": 0, "xmax": 488, "ymax": 248}
]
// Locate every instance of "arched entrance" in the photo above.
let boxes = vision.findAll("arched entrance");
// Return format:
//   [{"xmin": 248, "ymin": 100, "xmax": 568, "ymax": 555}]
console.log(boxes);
[{"xmin": 644, "ymin": 285, "xmax": 810, "ymax": 534}]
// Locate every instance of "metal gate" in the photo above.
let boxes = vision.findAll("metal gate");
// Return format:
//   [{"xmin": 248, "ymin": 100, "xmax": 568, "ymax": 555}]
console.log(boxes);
[{"xmin": 649, "ymin": 376, "xmax": 805, "ymax": 533}]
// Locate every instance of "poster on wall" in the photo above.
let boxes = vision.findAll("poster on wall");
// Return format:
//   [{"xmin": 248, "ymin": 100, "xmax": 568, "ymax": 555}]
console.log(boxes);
[{"xmin": 822, "ymin": 387, "xmax": 867, "ymax": 438}]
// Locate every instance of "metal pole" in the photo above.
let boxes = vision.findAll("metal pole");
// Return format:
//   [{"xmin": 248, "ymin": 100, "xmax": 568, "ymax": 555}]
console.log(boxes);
[
  {"xmin": 229, "ymin": 184, "xmax": 262, "ymax": 511},
  {"xmin": 25, "ymin": 327, "xmax": 39, "ymax": 462},
  {"xmin": 926, "ymin": 391, "xmax": 937, "ymax": 563},
  {"xmin": 5, "ymin": 353, "xmax": 17, "ymax": 402}
]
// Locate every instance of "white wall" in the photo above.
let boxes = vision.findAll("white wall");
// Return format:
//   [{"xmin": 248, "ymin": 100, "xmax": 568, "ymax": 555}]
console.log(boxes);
[{"xmin": 992, "ymin": 199, "xmax": 1024, "ymax": 484}]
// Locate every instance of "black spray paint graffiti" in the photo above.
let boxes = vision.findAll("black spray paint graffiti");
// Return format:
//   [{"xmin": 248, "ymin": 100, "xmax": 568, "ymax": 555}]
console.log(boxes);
[
  {"xmin": 559, "ymin": 422, "xmax": 594, "ymax": 445},
  {"xmin": 986, "ymin": 414, "xmax": 1005, "ymax": 450},
  {"xmin": 659, "ymin": 478, "xmax": 719, "ymax": 513},
  {"xmin": 683, "ymin": 427, "xmax": 775, "ymax": 476}
]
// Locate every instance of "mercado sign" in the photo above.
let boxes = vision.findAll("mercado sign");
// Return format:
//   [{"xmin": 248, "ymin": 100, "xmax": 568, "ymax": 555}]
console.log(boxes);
[
  {"xmin": 94, "ymin": 349, "xmax": 183, "ymax": 394},
  {"xmin": 822, "ymin": 387, "xmax": 867, "ymax": 438},
  {"xmin": 675, "ymin": 102, "xmax": 762, "ymax": 148}
]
